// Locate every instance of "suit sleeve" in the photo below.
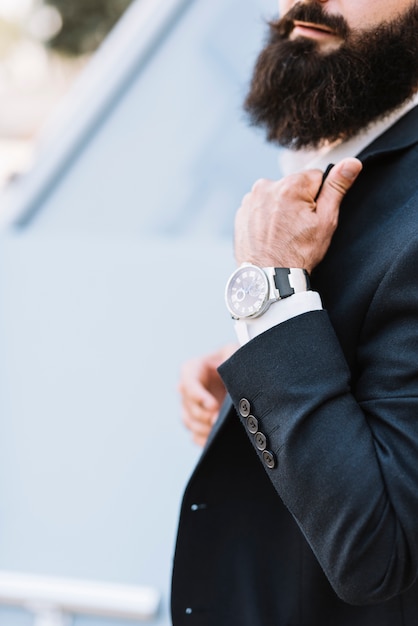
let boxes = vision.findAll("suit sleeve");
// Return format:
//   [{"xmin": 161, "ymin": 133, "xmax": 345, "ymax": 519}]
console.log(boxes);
[{"xmin": 218, "ymin": 236, "xmax": 418, "ymax": 606}]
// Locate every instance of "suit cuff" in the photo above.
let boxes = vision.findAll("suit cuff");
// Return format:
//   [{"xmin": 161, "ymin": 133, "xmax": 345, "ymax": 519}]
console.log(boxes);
[{"xmin": 234, "ymin": 290, "xmax": 322, "ymax": 345}]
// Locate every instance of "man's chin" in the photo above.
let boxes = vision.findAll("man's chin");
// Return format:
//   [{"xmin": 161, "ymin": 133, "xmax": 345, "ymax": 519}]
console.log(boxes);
[{"xmin": 244, "ymin": 3, "xmax": 418, "ymax": 149}]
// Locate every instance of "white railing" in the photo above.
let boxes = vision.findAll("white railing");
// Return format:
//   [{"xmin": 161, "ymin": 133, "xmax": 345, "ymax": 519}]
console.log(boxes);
[{"xmin": 0, "ymin": 570, "xmax": 160, "ymax": 626}]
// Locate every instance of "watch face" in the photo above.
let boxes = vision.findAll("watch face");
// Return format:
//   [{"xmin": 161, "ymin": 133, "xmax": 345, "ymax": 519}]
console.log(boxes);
[{"xmin": 226, "ymin": 265, "xmax": 269, "ymax": 319}]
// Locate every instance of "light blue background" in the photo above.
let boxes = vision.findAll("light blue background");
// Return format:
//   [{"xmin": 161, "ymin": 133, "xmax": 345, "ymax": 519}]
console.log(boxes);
[{"xmin": 0, "ymin": 0, "xmax": 281, "ymax": 624}]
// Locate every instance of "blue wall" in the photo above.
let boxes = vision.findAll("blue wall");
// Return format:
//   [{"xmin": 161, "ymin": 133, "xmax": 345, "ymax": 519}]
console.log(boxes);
[{"xmin": 0, "ymin": 0, "xmax": 280, "ymax": 624}]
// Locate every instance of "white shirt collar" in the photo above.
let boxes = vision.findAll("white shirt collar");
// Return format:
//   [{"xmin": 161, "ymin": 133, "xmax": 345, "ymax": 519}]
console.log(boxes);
[{"xmin": 279, "ymin": 92, "xmax": 418, "ymax": 175}]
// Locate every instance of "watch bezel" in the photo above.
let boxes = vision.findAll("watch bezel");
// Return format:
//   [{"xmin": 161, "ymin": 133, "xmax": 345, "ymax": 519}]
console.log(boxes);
[{"xmin": 225, "ymin": 264, "xmax": 270, "ymax": 320}]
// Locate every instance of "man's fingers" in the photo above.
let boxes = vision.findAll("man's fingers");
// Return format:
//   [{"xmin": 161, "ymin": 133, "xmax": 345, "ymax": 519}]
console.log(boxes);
[
  {"xmin": 192, "ymin": 433, "xmax": 208, "ymax": 448},
  {"xmin": 178, "ymin": 375, "xmax": 218, "ymax": 412},
  {"xmin": 316, "ymin": 157, "xmax": 363, "ymax": 217},
  {"xmin": 182, "ymin": 395, "xmax": 218, "ymax": 423},
  {"xmin": 182, "ymin": 410, "xmax": 213, "ymax": 435},
  {"xmin": 182, "ymin": 407, "xmax": 215, "ymax": 448}
]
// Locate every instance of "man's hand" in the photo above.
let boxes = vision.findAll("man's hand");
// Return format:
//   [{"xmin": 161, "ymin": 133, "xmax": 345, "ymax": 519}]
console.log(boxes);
[
  {"xmin": 179, "ymin": 344, "xmax": 237, "ymax": 447},
  {"xmin": 234, "ymin": 158, "xmax": 363, "ymax": 272}
]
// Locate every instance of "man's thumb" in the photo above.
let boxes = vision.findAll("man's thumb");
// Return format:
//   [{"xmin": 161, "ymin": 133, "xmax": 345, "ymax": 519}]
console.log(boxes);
[{"xmin": 317, "ymin": 157, "xmax": 362, "ymax": 214}]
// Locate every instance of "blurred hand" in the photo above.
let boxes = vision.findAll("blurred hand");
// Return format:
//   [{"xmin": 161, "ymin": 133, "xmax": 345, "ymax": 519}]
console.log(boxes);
[
  {"xmin": 179, "ymin": 343, "xmax": 237, "ymax": 447},
  {"xmin": 234, "ymin": 158, "xmax": 362, "ymax": 272}
]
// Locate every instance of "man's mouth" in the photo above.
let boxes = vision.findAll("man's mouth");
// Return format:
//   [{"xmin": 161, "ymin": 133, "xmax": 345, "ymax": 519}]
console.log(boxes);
[
  {"xmin": 291, "ymin": 20, "xmax": 343, "ymax": 49},
  {"xmin": 292, "ymin": 20, "xmax": 336, "ymax": 36}
]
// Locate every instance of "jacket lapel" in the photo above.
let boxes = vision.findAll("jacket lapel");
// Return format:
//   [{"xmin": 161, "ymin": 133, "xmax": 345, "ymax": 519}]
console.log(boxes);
[{"xmin": 358, "ymin": 105, "xmax": 418, "ymax": 163}]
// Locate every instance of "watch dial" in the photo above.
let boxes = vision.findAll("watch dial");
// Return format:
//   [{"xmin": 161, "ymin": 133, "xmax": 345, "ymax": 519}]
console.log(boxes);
[{"xmin": 226, "ymin": 266, "xmax": 268, "ymax": 318}]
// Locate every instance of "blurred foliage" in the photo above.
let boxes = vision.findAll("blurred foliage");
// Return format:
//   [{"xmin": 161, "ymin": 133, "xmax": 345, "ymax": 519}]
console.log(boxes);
[{"xmin": 45, "ymin": 0, "xmax": 134, "ymax": 56}]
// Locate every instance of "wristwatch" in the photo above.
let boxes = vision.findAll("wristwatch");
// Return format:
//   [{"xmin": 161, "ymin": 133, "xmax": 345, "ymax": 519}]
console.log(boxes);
[{"xmin": 225, "ymin": 264, "xmax": 310, "ymax": 320}]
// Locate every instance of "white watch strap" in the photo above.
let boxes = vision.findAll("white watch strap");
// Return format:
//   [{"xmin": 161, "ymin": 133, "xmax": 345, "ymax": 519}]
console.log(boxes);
[{"xmin": 264, "ymin": 267, "xmax": 310, "ymax": 301}]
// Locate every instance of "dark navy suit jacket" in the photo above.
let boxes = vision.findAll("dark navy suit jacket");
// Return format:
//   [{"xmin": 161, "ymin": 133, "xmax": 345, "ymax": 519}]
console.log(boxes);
[{"xmin": 171, "ymin": 106, "xmax": 418, "ymax": 625}]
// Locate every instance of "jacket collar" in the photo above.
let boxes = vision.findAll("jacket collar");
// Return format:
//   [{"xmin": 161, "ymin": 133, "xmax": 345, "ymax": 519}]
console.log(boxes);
[
  {"xmin": 291, "ymin": 99, "xmax": 418, "ymax": 174},
  {"xmin": 358, "ymin": 104, "xmax": 418, "ymax": 163}
]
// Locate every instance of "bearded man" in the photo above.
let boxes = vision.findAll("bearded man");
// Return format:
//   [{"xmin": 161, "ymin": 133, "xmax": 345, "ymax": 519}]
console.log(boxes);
[{"xmin": 171, "ymin": 0, "xmax": 418, "ymax": 624}]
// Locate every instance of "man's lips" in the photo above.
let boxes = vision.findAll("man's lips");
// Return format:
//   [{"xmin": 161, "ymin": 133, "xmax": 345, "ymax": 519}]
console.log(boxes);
[
  {"xmin": 292, "ymin": 20, "xmax": 337, "ymax": 36},
  {"xmin": 290, "ymin": 19, "xmax": 343, "ymax": 48}
]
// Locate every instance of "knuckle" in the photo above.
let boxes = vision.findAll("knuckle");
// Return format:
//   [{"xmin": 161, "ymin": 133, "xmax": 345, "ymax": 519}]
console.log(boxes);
[
  {"xmin": 275, "ymin": 178, "xmax": 295, "ymax": 200},
  {"xmin": 251, "ymin": 178, "xmax": 270, "ymax": 193},
  {"xmin": 327, "ymin": 178, "xmax": 349, "ymax": 195},
  {"xmin": 241, "ymin": 192, "xmax": 252, "ymax": 207},
  {"xmin": 192, "ymin": 404, "xmax": 204, "ymax": 420}
]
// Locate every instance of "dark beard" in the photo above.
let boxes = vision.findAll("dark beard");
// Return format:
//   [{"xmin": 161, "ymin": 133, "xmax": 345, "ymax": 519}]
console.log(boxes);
[{"xmin": 244, "ymin": 2, "xmax": 418, "ymax": 149}]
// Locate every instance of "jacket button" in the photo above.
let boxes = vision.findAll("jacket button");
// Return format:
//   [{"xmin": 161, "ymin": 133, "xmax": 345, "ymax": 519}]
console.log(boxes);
[
  {"xmin": 239, "ymin": 398, "xmax": 251, "ymax": 417},
  {"xmin": 255, "ymin": 432, "xmax": 267, "ymax": 451},
  {"xmin": 185, "ymin": 608, "xmax": 193, "ymax": 615},
  {"xmin": 246, "ymin": 415, "xmax": 258, "ymax": 434},
  {"xmin": 262, "ymin": 450, "xmax": 276, "ymax": 469}
]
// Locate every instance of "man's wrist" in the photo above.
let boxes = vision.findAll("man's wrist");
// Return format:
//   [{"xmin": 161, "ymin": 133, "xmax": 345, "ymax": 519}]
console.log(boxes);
[{"xmin": 234, "ymin": 291, "xmax": 323, "ymax": 345}]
